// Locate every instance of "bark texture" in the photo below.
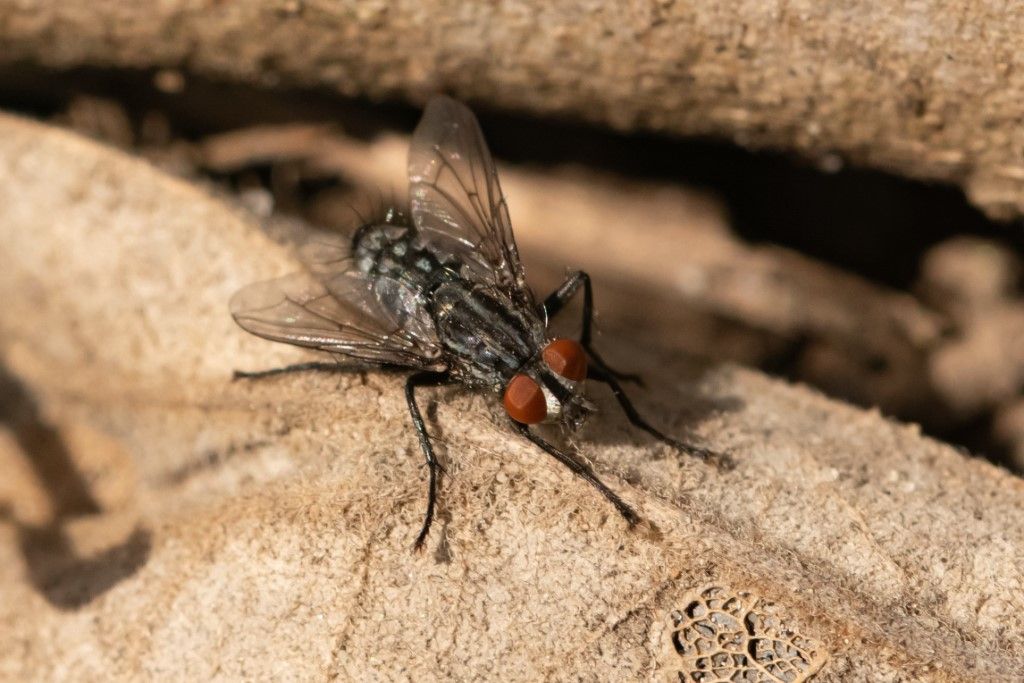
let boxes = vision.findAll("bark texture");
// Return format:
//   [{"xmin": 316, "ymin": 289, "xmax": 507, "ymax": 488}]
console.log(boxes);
[
  {"xmin": 1, "ymin": 113, "xmax": 1023, "ymax": 681},
  {"xmin": 2, "ymin": 2, "xmax": 1024, "ymax": 219}
]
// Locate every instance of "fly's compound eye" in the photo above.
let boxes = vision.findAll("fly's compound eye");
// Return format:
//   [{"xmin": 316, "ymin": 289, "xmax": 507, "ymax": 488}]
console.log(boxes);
[
  {"xmin": 503, "ymin": 374, "xmax": 547, "ymax": 424},
  {"xmin": 542, "ymin": 338, "xmax": 587, "ymax": 382}
]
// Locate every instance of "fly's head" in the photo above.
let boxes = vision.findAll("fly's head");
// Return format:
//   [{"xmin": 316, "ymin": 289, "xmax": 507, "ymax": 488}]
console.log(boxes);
[{"xmin": 502, "ymin": 338, "xmax": 594, "ymax": 431}]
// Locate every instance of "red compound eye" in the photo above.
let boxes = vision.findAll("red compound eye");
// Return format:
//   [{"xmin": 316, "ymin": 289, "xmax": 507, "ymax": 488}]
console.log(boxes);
[
  {"xmin": 503, "ymin": 374, "xmax": 547, "ymax": 424},
  {"xmin": 542, "ymin": 338, "xmax": 587, "ymax": 382}
]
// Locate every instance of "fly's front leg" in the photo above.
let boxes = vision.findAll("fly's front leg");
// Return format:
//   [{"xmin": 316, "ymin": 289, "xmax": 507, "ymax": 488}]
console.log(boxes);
[
  {"xmin": 540, "ymin": 270, "xmax": 642, "ymax": 385},
  {"xmin": 588, "ymin": 364, "xmax": 728, "ymax": 466},
  {"xmin": 405, "ymin": 370, "xmax": 451, "ymax": 551},
  {"xmin": 509, "ymin": 420, "xmax": 641, "ymax": 527}
]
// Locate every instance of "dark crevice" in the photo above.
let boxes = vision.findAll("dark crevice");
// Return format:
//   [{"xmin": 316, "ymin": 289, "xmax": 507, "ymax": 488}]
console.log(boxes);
[{"xmin": 479, "ymin": 109, "xmax": 1021, "ymax": 292}]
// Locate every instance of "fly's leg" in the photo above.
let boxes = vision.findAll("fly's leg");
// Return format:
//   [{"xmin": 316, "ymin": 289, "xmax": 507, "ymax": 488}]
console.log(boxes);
[
  {"xmin": 233, "ymin": 360, "xmax": 408, "ymax": 381},
  {"xmin": 405, "ymin": 371, "xmax": 451, "ymax": 551},
  {"xmin": 236, "ymin": 363, "xmax": 452, "ymax": 546},
  {"xmin": 232, "ymin": 361, "xmax": 349, "ymax": 380},
  {"xmin": 544, "ymin": 272, "xmax": 727, "ymax": 465},
  {"xmin": 588, "ymin": 364, "xmax": 726, "ymax": 464},
  {"xmin": 509, "ymin": 420, "xmax": 641, "ymax": 526},
  {"xmin": 540, "ymin": 270, "xmax": 642, "ymax": 385}
]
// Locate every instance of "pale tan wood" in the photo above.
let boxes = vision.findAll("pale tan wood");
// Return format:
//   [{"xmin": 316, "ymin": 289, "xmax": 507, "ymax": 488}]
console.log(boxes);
[
  {"xmin": 0, "ymin": 113, "xmax": 1022, "ymax": 681},
  {"xmin": 3, "ymin": 2, "xmax": 1024, "ymax": 221}
]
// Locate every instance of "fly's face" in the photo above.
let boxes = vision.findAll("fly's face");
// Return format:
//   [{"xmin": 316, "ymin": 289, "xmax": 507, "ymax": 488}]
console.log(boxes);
[{"xmin": 502, "ymin": 338, "xmax": 594, "ymax": 430}]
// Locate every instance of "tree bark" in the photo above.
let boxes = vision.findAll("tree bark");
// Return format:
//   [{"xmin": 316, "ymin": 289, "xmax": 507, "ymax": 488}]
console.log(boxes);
[{"xmin": 2, "ymin": 1, "xmax": 1024, "ymax": 220}]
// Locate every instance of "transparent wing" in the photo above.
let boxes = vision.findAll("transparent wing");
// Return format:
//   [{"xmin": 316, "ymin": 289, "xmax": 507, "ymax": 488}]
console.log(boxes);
[
  {"xmin": 230, "ymin": 269, "xmax": 444, "ymax": 370},
  {"xmin": 408, "ymin": 96, "xmax": 534, "ymax": 308}
]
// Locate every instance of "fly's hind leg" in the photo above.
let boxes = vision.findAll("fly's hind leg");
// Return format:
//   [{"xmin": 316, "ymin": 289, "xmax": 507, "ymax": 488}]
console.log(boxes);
[
  {"xmin": 405, "ymin": 370, "xmax": 452, "ymax": 551},
  {"xmin": 510, "ymin": 420, "xmax": 640, "ymax": 527},
  {"xmin": 233, "ymin": 360, "xmax": 409, "ymax": 381},
  {"xmin": 539, "ymin": 270, "xmax": 642, "ymax": 385},
  {"xmin": 232, "ymin": 360, "xmax": 349, "ymax": 380}
]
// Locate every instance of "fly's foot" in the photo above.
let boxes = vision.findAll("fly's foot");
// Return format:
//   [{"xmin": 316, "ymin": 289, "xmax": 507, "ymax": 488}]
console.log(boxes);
[
  {"xmin": 617, "ymin": 501, "xmax": 643, "ymax": 528},
  {"xmin": 650, "ymin": 429, "xmax": 734, "ymax": 470}
]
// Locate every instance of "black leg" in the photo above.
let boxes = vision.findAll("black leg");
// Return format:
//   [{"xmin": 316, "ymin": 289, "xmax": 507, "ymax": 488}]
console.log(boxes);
[
  {"xmin": 405, "ymin": 371, "xmax": 451, "ymax": 551},
  {"xmin": 540, "ymin": 270, "xmax": 591, "ymax": 341},
  {"xmin": 233, "ymin": 361, "xmax": 350, "ymax": 380},
  {"xmin": 588, "ymin": 364, "xmax": 726, "ymax": 464},
  {"xmin": 510, "ymin": 420, "xmax": 641, "ymax": 527},
  {"xmin": 233, "ymin": 360, "xmax": 408, "ymax": 381},
  {"xmin": 540, "ymin": 270, "xmax": 642, "ymax": 385}
]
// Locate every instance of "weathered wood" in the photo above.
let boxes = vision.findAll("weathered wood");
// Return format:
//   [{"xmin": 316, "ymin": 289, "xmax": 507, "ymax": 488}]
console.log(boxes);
[
  {"xmin": 0, "ymin": 114, "xmax": 1022, "ymax": 681},
  {"xmin": 2, "ymin": 2, "xmax": 1024, "ymax": 220}
]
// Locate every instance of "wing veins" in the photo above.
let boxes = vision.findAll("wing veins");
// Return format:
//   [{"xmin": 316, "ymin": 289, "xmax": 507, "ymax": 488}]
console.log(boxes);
[
  {"xmin": 423, "ymin": 181, "xmax": 491, "ymax": 252},
  {"xmin": 407, "ymin": 96, "xmax": 535, "ymax": 307},
  {"xmin": 432, "ymin": 144, "xmax": 491, "ymax": 245},
  {"xmin": 459, "ymin": 133, "xmax": 493, "ymax": 242},
  {"xmin": 282, "ymin": 294, "xmax": 350, "ymax": 330}
]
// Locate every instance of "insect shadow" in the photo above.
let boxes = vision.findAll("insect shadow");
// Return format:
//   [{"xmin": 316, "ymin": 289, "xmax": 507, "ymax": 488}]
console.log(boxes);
[
  {"xmin": 562, "ymin": 340, "xmax": 744, "ymax": 453},
  {"xmin": 0, "ymin": 364, "xmax": 151, "ymax": 610},
  {"xmin": 231, "ymin": 97, "xmax": 736, "ymax": 550}
]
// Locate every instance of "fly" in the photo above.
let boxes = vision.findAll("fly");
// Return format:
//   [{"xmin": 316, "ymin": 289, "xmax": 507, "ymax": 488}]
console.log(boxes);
[{"xmin": 230, "ymin": 96, "xmax": 719, "ymax": 550}]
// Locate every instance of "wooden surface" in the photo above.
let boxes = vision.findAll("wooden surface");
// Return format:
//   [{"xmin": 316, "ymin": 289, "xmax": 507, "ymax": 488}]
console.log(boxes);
[
  {"xmin": 2, "ymin": 1, "xmax": 1024, "ymax": 220},
  {"xmin": 1, "ymin": 113, "xmax": 1022, "ymax": 681}
]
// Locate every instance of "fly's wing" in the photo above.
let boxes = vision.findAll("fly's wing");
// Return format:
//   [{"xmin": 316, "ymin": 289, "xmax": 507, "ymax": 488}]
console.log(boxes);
[
  {"xmin": 408, "ymin": 96, "xmax": 535, "ymax": 309},
  {"xmin": 300, "ymin": 230, "xmax": 440, "ymax": 347},
  {"xmin": 230, "ymin": 267, "xmax": 444, "ymax": 370}
]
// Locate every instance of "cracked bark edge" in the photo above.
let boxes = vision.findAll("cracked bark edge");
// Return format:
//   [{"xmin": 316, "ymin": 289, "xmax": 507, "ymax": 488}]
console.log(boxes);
[{"xmin": 3, "ymin": 3, "xmax": 1024, "ymax": 219}]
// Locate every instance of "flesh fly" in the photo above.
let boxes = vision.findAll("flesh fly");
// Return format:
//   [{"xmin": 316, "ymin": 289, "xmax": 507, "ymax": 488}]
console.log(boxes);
[{"xmin": 231, "ymin": 97, "xmax": 716, "ymax": 549}]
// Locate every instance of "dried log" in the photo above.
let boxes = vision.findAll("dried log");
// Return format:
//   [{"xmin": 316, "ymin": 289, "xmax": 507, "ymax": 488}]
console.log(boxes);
[
  {"xmin": 1, "ymin": 113, "xmax": 1022, "ymax": 681},
  {"xmin": 2, "ymin": 2, "xmax": 1024, "ymax": 220}
]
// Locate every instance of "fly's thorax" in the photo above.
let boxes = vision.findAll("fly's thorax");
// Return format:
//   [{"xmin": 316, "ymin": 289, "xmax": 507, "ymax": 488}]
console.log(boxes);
[{"xmin": 429, "ymin": 281, "xmax": 546, "ymax": 387}]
